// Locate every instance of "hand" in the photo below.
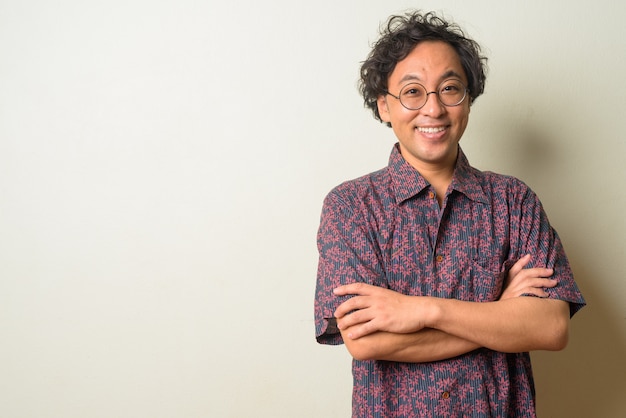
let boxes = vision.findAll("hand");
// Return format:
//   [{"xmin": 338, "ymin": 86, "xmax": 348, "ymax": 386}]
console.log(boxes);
[
  {"xmin": 500, "ymin": 254, "xmax": 557, "ymax": 300},
  {"xmin": 333, "ymin": 283, "xmax": 430, "ymax": 339}
]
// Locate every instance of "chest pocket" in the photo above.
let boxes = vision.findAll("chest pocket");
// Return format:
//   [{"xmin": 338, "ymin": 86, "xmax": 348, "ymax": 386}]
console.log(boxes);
[
  {"xmin": 442, "ymin": 198, "xmax": 510, "ymax": 302},
  {"xmin": 470, "ymin": 201, "xmax": 511, "ymax": 301}
]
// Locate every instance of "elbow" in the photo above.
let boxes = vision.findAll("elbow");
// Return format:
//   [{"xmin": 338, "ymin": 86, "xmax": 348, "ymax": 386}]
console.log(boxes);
[
  {"xmin": 341, "ymin": 330, "xmax": 380, "ymax": 361},
  {"xmin": 344, "ymin": 337, "xmax": 376, "ymax": 361},
  {"xmin": 351, "ymin": 350, "xmax": 374, "ymax": 362},
  {"xmin": 544, "ymin": 313, "xmax": 570, "ymax": 351},
  {"xmin": 550, "ymin": 320, "xmax": 569, "ymax": 351},
  {"xmin": 538, "ymin": 299, "xmax": 571, "ymax": 352}
]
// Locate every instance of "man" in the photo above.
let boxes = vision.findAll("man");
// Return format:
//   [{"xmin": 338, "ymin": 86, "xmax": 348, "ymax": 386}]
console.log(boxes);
[{"xmin": 314, "ymin": 11, "xmax": 585, "ymax": 417}]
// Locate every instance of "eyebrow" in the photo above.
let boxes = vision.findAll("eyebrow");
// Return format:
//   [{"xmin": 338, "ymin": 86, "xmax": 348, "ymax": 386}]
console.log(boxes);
[{"xmin": 397, "ymin": 70, "xmax": 465, "ymax": 86}]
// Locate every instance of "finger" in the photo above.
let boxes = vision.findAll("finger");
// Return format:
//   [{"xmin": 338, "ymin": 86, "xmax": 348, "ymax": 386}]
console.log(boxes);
[
  {"xmin": 334, "ymin": 296, "xmax": 363, "ymax": 318},
  {"xmin": 343, "ymin": 321, "xmax": 376, "ymax": 340},
  {"xmin": 333, "ymin": 282, "xmax": 372, "ymax": 296},
  {"xmin": 336, "ymin": 309, "xmax": 373, "ymax": 330},
  {"xmin": 501, "ymin": 277, "xmax": 557, "ymax": 299},
  {"xmin": 522, "ymin": 288, "xmax": 550, "ymax": 298},
  {"xmin": 518, "ymin": 278, "xmax": 556, "ymax": 289},
  {"xmin": 510, "ymin": 268, "xmax": 554, "ymax": 284},
  {"xmin": 539, "ymin": 278, "xmax": 558, "ymax": 288},
  {"xmin": 508, "ymin": 254, "xmax": 532, "ymax": 278},
  {"xmin": 334, "ymin": 294, "xmax": 378, "ymax": 318},
  {"xmin": 520, "ymin": 267, "xmax": 554, "ymax": 278},
  {"xmin": 514, "ymin": 276, "xmax": 556, "ymax": 288},
  {"xmin": 510, "ymin": 278, "xmax": 557, "ymax": 295}
]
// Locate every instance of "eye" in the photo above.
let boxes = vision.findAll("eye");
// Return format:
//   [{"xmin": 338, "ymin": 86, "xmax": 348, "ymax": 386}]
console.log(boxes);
[
  {"xmin": 402, "ymin": 84, "xmax": 425, "ymax": 98},
  {"xmin": 440, "ymin": 80, "xmax": 464, "ymax": 95}
]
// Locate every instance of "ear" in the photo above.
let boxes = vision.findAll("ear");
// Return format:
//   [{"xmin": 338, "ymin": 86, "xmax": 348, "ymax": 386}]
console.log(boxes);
[{"xmin": 377, "ymin": 95, "xmax": 391, "ymax": 123}]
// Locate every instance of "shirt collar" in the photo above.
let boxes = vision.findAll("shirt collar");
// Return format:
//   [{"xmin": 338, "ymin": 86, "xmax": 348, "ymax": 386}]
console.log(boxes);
[
  {"xmin": 451, "ymin": 148, "xmax": 489, "ymax": 204},
  {"xmin": 388, "ymin": 144, "xmax": 429, "ymax": 203},
  {"xmin": 388, "ymin": 144, "xmax": 489, "ymax": 205}
]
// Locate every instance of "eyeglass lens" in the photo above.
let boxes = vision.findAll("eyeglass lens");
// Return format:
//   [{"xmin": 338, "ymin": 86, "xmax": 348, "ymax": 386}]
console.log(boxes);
[{"xmin": 400, "ymin": 80, "xmax": 466, "ymax": 109}]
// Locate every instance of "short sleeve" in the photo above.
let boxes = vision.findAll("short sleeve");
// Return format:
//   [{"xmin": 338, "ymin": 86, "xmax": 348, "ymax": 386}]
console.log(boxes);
[
  {"xmin": 314, "ymin": 187, "xmax": 386, "ymax": 345},
  {"xmin": 514, "ymin": 186, "xmax": 586, "ymax": 316}
]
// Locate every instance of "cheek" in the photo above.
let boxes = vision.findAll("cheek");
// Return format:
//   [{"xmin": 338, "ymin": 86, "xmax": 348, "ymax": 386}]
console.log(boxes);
[
  {"xmin": 391, "ymin": 107, "xmax": 419, "ymax": 125},
  {"xmin": 456, "ymin": 106, "xmax": 471, "ymax": 129}
]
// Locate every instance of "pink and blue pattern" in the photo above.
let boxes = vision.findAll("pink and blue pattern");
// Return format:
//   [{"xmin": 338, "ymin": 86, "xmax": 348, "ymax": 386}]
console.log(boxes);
[{"xmin": 314, "ymin": 144, "xmax": 585, "ymax": 417}]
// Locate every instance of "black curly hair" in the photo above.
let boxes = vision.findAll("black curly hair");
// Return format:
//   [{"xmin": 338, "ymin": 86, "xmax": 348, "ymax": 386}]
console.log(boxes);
[{"xmin": 359, "ymin": 11, "xmax": 488, "ymax": 126}]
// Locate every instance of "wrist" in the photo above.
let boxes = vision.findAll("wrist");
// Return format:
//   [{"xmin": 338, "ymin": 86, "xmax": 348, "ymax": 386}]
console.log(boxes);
[{"xmin": 422, "ymin": 296, "xmax": 443, "ymax": 329}]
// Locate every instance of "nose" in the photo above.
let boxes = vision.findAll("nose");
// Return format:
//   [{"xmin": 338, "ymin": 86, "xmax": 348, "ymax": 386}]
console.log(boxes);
[{"xmin": 421, "ymin": 91, "xmax": 445, "ymax": 117}]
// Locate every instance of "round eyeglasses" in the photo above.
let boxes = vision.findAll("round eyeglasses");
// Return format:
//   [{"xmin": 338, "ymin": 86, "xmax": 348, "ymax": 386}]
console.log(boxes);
[{"xmin": 386, "ymin": 79, "xmax": 469, "ymax": 110}]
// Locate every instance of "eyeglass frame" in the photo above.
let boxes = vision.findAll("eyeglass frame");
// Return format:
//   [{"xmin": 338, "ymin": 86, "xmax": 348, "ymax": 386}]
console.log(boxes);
[{"xmin": 385, "ymin": 79, "xmax": 470, "ymax": 111}]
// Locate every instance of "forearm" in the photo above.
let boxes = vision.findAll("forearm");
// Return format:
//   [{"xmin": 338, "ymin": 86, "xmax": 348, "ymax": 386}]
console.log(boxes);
[
  {"xmin": 333, "ymin": 282, "xmax": 571, "ymax": 356},
  {"xmin": 428, "ymin": 297, "xmax": 570, "ymax": 352},
  {"xmin": 340, "ymin": 327, "xmax": 480, "ymax": 362}
]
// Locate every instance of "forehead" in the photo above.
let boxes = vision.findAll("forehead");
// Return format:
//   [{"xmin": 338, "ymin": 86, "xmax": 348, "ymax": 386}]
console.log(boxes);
[{"xmin": 389, "ymin": 40, "xmax": 467, "ymax": 86}]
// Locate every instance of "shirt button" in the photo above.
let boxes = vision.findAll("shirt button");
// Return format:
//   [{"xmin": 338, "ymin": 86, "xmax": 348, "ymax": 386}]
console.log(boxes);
[
  {"xmin": 428, "ymin": 191, "xmax": 435, "ymax": 199},
  {"xmin": 436, "ymin": 255, "xmax": 444, "ymax": 263},
  {"xmin": 441, "ymin": 391, "xmax": 450, "ymax": 399}
]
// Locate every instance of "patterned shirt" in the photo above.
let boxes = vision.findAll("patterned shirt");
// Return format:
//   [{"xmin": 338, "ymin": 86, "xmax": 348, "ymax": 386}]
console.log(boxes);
[{"xmin": 314, "ymin": 144, "xmax": 585, "ymax": 417}]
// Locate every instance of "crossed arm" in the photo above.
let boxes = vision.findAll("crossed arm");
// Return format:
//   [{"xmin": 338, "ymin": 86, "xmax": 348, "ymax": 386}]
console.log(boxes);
[{"xmin": 334, "ymin": 255, "xmax": 571, "ymax": 362}]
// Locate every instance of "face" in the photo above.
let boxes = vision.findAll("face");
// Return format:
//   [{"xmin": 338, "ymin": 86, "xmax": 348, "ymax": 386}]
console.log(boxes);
[{"xmin": 377, "ymin": 41, "xmax": 470, "ymax": 171}]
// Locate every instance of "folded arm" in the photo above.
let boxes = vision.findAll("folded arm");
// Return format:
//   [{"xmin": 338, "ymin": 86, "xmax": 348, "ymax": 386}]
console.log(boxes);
[
  {"xmin": 339, "ymin": 328, "xmax": 480, "ymax": 362},
  {"xmin": 428, "ymin": 296, "xmax": 569, "ymax": 352},
  {"xmin": 335, "ymin": 255, "xmax": 567, "ymax": 361}
]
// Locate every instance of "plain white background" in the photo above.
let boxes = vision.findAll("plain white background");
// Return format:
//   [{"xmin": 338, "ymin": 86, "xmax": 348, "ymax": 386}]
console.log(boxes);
[{"xmin": 1, "ymin": 1, "xmax": 624, "ymax": 417}]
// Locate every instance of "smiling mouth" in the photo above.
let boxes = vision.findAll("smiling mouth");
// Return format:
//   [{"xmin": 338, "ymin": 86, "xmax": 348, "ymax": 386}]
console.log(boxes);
[{"xmin": 417, "ymin": 126, "xmax": 446, "ymax": 134}]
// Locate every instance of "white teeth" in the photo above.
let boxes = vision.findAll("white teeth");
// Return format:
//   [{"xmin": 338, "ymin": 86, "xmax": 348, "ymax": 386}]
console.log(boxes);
[{"xmin": 417, "ymin": 126, "xmax": 446, "ymax": 134}]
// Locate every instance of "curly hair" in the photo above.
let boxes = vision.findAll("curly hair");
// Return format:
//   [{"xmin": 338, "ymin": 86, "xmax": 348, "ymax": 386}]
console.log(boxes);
[{"xmin": 359, "ymin": 11, "xmax": 488, "ymax": 125}]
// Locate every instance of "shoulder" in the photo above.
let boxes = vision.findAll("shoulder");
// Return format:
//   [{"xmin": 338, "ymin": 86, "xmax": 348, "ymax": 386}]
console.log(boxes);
[
  {"xmin": 324, "ymin": 166, "xmax": 391, "ymax": 210},
  {"xmin": 472, "ymin": 167, "xmax": 537, "ymax": 201},
  {"xmin": 455, "ymin": 150, "xmax": 537, "ymax": 205},
  {"xmin": 466, "ymin": 168, "xmax": 548, "ymax": 226}
]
